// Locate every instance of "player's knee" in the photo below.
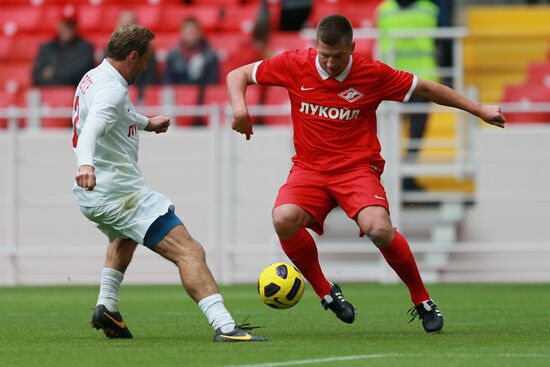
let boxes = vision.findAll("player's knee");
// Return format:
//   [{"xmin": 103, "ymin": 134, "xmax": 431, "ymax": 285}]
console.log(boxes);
[
  {"xmin": 272, "ymin": 207, "xmax": 301, "ymax": 238},
  {"xmin": 362, "ymin": 220, "xmax": 393, "ymax": 247}
]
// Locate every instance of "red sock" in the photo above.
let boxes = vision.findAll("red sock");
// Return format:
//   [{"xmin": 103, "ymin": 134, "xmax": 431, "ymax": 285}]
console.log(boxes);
[
  {"xmin": 280, "ymin": 228, "xmax": 331, "ymax": 298},
  {"xmin": 378, "ymin": 230, "xmax": 430, "ymax": 305}
]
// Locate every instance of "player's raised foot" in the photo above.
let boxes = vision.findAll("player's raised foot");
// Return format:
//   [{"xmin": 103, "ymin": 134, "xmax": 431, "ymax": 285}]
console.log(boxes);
[
  {"xmin": 213, "ymin": 328, "xmax": 268, "ymax": 342},
  {"xmin": 321, "ymin": 283, "xmax": 356, "ymax": 324},
  {"xmin": 91, "ymin": 304, "xmax": 133, "ymax": 339},
  {"xmin": 408, "ymin": 299, "xmax": 444, "ymax": 333}
]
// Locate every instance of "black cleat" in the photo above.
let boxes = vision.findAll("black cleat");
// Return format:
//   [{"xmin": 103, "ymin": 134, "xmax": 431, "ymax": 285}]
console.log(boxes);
[
  {"xmin": 408, "ymin": 299, "xmax": 444, "ymax": 333},
  {"xmin": 91, "ymin": 304, "xmax": 133, "ymax": 339},
  {"xmin": 321, "ymin": 283, "xmax": 356, "ymax": 324}
]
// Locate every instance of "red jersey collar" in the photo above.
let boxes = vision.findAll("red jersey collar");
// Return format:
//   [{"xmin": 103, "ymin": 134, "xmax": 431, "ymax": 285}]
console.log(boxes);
[{"xmin": 315, "ymin": 53, "xmax": 353, "ymax": 82}]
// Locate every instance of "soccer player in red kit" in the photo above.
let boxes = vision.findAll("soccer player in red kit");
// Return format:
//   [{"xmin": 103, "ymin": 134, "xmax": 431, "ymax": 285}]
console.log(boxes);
[{"xmin": 227, "ymin": 15, "xmax": 505, "ymax": 333}]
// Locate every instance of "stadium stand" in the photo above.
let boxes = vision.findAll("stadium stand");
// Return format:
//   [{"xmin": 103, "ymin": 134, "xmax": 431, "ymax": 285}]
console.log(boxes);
[
  {"xmin": 464, "ymin": 5, "xmax": 550, "ymax": 103},
  {"xmin": 501, "ymin": 84, "xmax": 550, "ymax": 124},
  {"xmin": 525, "ymin": 61, "xmax": 550, "ymax": 88},
  {"xmin": 172, "ymin": 85, "xmax": 201, "ymax": 126},
  {"xmin": 159, "ymin": 4, "xmax": 219, "ymax": 33},
  {"xmin": 0, "ymin": 90, "xmax": 18, "ymax": 129},
  {"xmin": 218, "ymin": 4, "xmax": 261, "ymax": 33},
  {"xmin": 35, "ymin": 86, "xmax": 76, "ymax": 128},
  {"xmin": 0, "ymin": 0, "xmax": 384, "ymax": 131}
]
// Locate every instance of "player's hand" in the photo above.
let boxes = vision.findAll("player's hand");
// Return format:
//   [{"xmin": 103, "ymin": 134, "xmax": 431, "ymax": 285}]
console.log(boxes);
[
  {"xmin": 479, "ymin": 105, "xmax": 506, "ymax": 128},
  {"xmin": 75, "ymin": 165, "xmax": 96, "ymax": 191},
  {"xmin": 145, "ymin": 115, "xmax": 171, "ymax": 134},
  {"xmin": 232, "ymin": 110, "xmax": 253, "ymax": 140}
]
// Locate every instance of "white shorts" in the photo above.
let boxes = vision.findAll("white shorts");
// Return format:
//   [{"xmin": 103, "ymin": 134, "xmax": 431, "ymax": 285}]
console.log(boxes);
[{"xmin": 80, "ymin": 189, "xmax": 173, "ymax": 244}]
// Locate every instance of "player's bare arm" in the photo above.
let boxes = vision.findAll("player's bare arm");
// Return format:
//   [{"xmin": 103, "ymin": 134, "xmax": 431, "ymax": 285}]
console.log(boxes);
[
  {"xmin": 413, "ymin": 79, "xmax": 506, "ymax": 128},
  {"xmin": 144, "ymin": 115, "xmax": 171, "ymax": 134},
  {"xmin": 226, "ymin": 62, "xmax": 256, "ymax": 140},
  {"xmin": 75, "ymin": 164, "xmax": 96, "ymax": 191}
]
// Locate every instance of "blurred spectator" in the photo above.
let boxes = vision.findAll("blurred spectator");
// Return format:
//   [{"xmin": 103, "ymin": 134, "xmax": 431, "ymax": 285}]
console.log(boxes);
[
  {"xmin": 377, "ymin": 0, "xmax": 439, "ymax": 191},
  {"xmin": 113, "ymin": 9, "xmax": 158, "ymax": 102},
  {"xmin": 279, "ymin": 0, "xmax": 312, "ymax": 31},
  {"xmin": 32, "ymin": 15, "xmax": 94, "ymax": 86},
  {"xmin": 163, "ymin": 17, "xmax": 220, "ymax": 85}
]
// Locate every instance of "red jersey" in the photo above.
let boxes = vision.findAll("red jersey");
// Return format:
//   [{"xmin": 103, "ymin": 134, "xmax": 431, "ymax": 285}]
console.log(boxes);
[{"xmin": 253, "ymin": 48, "xmax": 417, "ymax": 173}]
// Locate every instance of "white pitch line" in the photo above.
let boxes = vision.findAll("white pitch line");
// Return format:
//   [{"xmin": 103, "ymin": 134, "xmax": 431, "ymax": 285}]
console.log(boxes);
[{"xmin": 223, "ymin": 354, "xmax": 388, "ymax": 367}]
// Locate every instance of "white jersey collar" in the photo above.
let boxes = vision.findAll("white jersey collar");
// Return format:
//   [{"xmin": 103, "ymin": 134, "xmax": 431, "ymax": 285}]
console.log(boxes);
[
  {"xmin": 315, "ymin": 53, "xmax": 353, "ymax": 82},
  {"xmin": 100, "ymin": 59, "xmax": 128, "ymax": 87}
]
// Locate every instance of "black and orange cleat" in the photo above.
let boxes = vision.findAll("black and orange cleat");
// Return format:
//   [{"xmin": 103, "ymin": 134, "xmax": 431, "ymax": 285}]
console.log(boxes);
[{"xmin": 91, "ymin": 304, "xmax": 133, "ymax": 339}]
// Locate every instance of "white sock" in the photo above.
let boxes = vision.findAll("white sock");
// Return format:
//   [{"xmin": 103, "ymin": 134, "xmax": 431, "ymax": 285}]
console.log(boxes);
[
  {"xmin": 96, "ymin": 268, "xmax": 124, "ymax": 312},
  {"xmin": 198, "ymin": 293, "xmax": 236, "ymax": 333}
]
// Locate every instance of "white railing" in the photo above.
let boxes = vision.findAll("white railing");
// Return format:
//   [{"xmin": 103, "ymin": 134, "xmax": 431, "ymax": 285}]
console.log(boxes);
[
  {"xmin": 2, "ymin": 26, "xmax": 550, "ymax": 285},
  {"xmin": 2, "ymin": 101, "xmax": 550, "ymax": 285}
]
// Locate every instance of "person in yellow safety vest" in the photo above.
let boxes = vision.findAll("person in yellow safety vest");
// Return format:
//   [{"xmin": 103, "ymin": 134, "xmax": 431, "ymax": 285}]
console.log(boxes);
[{"xmin": 376, "ymin": 0, "xmax": 439, "ymax": 191}]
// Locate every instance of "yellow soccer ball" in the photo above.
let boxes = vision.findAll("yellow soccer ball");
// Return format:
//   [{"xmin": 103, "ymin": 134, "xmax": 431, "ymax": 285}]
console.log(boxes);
[{"xmin": 257, "ymin": 262, "xmax": 305, "ymax": 309}]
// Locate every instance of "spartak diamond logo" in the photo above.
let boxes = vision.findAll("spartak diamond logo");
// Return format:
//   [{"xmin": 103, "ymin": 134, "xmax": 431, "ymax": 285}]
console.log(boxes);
[{"xmin": 338, "ymin": 88, "xmax": 364, "ymax": 103}]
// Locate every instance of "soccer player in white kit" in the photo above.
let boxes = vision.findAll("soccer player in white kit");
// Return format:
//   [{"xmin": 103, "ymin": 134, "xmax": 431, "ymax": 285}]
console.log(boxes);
[{"xmin": 72, "ymin": 24, "xmax": 265, "ymax": 342}]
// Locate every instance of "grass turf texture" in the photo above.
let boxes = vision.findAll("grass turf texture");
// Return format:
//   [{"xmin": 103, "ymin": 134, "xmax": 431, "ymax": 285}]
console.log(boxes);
[{"xmin": 1, "ymin": 283, "xmax": 549, "ymax": 367}]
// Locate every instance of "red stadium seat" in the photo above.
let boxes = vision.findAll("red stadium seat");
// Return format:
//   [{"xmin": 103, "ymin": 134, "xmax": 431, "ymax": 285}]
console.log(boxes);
[
  {"xmin": 40, "ymin": 5, "xmax": 67, "ymax": 34},
  {"xmin": 210, "ymin": 32, "xmax": 255, "ymax": 77},
  {"xmin": 37, "ymin": 86, "xmax": 76, "ymax": 128},
  {"xmin": 0, "ymin": 37, "xmax": 12, "ymax": 62},
  {"xmin": 0, "ymin": 7, "xmax": 42, "ymax": 34},
  {"xmin": 0, "ymin": 62, "xmax": 32, "ymax": 92},
  {"xmin": 101, "ymin": 6, "xmax": 125, "ymax": 33},
  {"xmin": 262, "ymin": 86, "xmax": 291, "ymax": 125},
  {"xmin": 76, "ymin": 5, "xmax": 104, "ymax": 33},
  {"xmin": 526, "ymin": 61, "xmax": 550, "ymax": 88},
  {"xmin": 269, "ymin": 32, "xmax": 313, "ymax": 55},
  {"xmin": 172, "ymin": 85, "xmax": 201, "ymax": 126},
  {"xmin": 0, "ymin": 90, "xmax": 18, "ymax": 129},
  {"xmin": 203, "ymin": 84, "xmax": 229, "ymax": 106},
  {"xmin": 200, "ymin": 84, "xmax": 262, "ymax": 125},
  {"xmin": 308, "ymin": 0, "xmax": 382, "ymax": 27},
  {"xmin": 160, "ymin": 5, "xmax": 220, "ymax": 33},
  {"xmin": 87, "ymin": 33, "xmax": 112, "ymax": 53},
  {"xmin": 202, "ymin": 84, "xmax": 262, "ymax": 106},
  {"xmin": 133, "ymin": 5, "xmax": 162, "ymax": 32},
  {"xmin": 209, "ymin": 32, "xmax": 248, "ymax": 60},
  {"xmin": 139, "ymin": 85, "xmax": 164, "ymax": 106},
  {"xmin": 308, "ymin": 2, "xmax": 339, "ymax": 28},
  {"xmin": 218, "ymin": 4, "xmax": 260, "ymax": 33},
  {"xmin": 339, "ymin": 2, "xmax": 380, "ymax": 28},
  {"xmin": 502, "ymin": 84, "xmax": 550, "ymax": 123},
  {"xmin": 11, "ymin": 35, "xmax": 47, "ymax": 62},
  {"xmin": 100, "ymin": 5, "xmax": 162, "ymax": 33},
  {"xmin": 191, "ymin": 0, "xmax": 241, "ymax": 5}
]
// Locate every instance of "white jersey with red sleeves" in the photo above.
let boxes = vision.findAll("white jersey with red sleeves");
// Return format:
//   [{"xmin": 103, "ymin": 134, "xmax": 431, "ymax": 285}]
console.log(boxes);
[
  {"xmin": 71, "ymin": 59, "xmax": 150, "ymax": 207},
  {"xmin": 252, "ymin": 48, "xmax": 417, "ymax": 173}
]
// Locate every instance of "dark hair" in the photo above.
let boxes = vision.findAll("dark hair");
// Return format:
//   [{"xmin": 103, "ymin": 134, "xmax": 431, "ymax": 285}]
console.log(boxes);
[
  {"xmin": 316, "ymin": 15, "xmax": 353, "ymax": 46},
  {"xmin": 106, "ymin": 24, "xmax": 155, "ymax": 61}
]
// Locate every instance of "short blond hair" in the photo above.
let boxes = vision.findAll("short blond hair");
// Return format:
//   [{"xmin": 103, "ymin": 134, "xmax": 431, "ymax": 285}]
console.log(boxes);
[{"xmin": 106, "ymin": 24, "xmax": 154, "ymax": 61}]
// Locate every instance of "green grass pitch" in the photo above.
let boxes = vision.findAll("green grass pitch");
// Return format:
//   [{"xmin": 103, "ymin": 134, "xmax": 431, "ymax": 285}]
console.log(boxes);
[{"xmin": 1, "ymin": 283, "xmax": 549, "ymax": 367}]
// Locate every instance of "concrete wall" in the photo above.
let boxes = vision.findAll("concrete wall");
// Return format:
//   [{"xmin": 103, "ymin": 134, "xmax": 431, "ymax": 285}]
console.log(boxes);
[{"xmin": 1, "ymin": 124, "xmax": 549, "ymax": 285}]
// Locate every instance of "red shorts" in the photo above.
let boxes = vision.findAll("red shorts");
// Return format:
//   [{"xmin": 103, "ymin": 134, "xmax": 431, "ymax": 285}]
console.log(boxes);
[{"xmin": 273, "ymin": 166, "xmax": 390, "ymax": 235}]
